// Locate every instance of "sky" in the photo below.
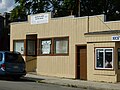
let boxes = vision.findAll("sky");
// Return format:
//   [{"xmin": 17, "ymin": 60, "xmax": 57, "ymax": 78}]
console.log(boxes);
[{"xmin": 0, "ymin": 0, "xmax": 15, "ymax": 14}]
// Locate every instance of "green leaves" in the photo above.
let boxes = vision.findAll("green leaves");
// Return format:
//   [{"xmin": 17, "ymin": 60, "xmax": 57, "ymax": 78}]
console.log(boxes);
[
  {"xmin": 10, "ymin": 5, "xmax": 27, "ymax": 22},
  {"xmin": 80, "ymin": 0, "xmax": 120, "ymax": 21},
  {"xmin": 10, "ymin": 0, "xmax": 120, "ymax": 21}
]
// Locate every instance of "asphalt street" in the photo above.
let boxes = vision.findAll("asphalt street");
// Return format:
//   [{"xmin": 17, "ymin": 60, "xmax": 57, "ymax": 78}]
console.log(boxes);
[{"xmin": 0, "ymin": 77, "xmax": 86, "ymax": 90}]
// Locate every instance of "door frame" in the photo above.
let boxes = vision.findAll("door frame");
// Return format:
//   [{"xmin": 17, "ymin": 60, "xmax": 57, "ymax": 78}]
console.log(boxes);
[
  {"xmin": 25, "ymin": 34, "xmax": 37, "ymax": 72},
  {"xmin": 75, "ymin": 44, "xmax": 87, "ymax": 80},
  {"xmin": 26, "ymin": 34, "xmax": 37, "ymax": 56}
]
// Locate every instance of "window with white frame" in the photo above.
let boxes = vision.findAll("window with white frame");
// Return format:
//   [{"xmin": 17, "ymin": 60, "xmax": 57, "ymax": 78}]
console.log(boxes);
[
  {"xmin": 95, "ymin": 48, "xmax": 113, "ymax": 69},
  {"xmin": 14, "ymin": 41, "xmax": 24, "ymax": 55}
]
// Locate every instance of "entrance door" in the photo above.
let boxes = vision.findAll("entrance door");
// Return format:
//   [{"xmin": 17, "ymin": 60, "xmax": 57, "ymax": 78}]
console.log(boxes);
[
  {"xmin": 26, "ymin": 34, "xmax": 37, "ymax": 72},
  {"xmin": 76, "ymin": 46, "xmax": 87, "ymax": 80}
]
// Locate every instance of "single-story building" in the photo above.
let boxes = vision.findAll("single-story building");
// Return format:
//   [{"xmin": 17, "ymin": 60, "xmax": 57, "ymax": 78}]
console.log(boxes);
[{"xmin": 10, "ymin": 12, "xmax": 120, "ymax": 83}]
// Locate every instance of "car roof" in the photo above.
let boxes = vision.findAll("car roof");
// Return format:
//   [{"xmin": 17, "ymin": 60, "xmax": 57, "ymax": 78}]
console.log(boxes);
[{"xmin": 0, "ymin": 51, "xmax": 20, "ymax": 54}]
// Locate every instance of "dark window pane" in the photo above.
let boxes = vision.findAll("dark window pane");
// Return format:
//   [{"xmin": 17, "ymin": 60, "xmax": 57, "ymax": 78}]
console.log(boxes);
[
  {"xmin": 0, "ymin": 53, "xmax": 2, "ymax": 61},
  {"xmin": 105, "ymin": 49, "xmax": 112, "ymax": 68},
  {"xmin": 118, "ymin": 49, "xmax": 120, "ymax": 69},
  {"xmin": 96, "ymin": 49, "xmax": 103, "ymax": 68},
  {"xmin": 5, "ymin": 52, "xmax": 24, "ymax": 63},
  {"xmin": 27, "ymin": 40, "xmax": 35, "ymax": 55}
]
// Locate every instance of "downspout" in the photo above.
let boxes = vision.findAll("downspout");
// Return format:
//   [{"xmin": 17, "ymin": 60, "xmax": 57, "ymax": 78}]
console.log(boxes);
[{"xmin": 87, "ymin": 15, "xmax": 89, "ymax": 33}]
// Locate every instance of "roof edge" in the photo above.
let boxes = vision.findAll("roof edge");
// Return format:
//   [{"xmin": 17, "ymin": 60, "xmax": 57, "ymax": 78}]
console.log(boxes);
[{"xmin": 84, "ymin": 30, "xmax": 120, "ymax": 35}]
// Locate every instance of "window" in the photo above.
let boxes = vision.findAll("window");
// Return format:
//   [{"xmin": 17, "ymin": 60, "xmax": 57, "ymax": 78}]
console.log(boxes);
[
  {"xmin": 14, "ymin": 40, "xmax": 24, "ymax": 55},
  {"xmin": 0, "ymin": 53, "xmax": 2, "ymax": 61},
  {"xmin": 26, "ymin": 34, "xmax": 37, "ymax": 56},
  {"xmin": 5, "ymin": 52, "xmax": 24, "ymax": 63},
  {"xmin": 118, "ymin": 49, "xmax": 120, "ymax": 69},
  {"xmin": 27, "ymin": 40, "xmax": 36, "ymax": 55},
  {"xmin": 41, "ymin": 39, "xmax": 51, "ymax": 54},
  {"xmin": 95, "ymin": 48, "xmax": 113, "ymax": 69},
  {"xmin": 54, "ymin": 38, "xmax": 68, "ymax": 54},
  {"xmin": 39, "ymin": 37, "xmax": 69, "ymax": 55}
]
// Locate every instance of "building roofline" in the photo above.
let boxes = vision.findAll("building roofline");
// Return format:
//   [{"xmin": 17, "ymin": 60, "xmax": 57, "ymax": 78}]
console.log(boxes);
[{"xmin": 84, "ymin": 30, "xmax": 120, "ymax": 35}]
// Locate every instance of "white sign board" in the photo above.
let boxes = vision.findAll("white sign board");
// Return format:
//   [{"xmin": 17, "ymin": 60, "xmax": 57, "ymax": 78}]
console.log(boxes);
[
  {"xmin": 31, "ymin": 13, "xmax": 49, "ymax": 24},
  {"xmin": 42, "ymin": 40, "xmax": 51, "ymax": 54},
  {"xmin": 112, "ymin": 36, "xmax": 120, "ymax": 41}
]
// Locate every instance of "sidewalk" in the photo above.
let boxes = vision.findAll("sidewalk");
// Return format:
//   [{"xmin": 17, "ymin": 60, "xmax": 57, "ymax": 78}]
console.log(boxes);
[{"xmin": 25, "ymin": 73, "xmax": 120, "ymax": 90}]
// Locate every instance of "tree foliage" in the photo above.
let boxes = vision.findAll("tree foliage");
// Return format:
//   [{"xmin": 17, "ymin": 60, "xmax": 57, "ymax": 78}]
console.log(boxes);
[
  {"xmin": 10, "ymin": 0, "xmax": 28, "ymax": 22},
  {"xmin": 10, "ymin": 0, "xmax": 120, "ymax": 22},
  {"xmin": 80, "ymin": 0, "xmax": 120, "ymax": 21}
]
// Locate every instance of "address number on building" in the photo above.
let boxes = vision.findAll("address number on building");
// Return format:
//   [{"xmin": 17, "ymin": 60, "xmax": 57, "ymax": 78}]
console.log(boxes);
[{"xmin": 112, "ymin": 36, "xmax": 120, "ymax": 41}]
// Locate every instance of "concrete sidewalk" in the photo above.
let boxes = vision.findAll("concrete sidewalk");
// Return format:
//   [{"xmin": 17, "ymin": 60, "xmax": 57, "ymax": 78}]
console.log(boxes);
[{"xmin": 25, "ymin": 73, "xmax": 120, "ymax": 90}]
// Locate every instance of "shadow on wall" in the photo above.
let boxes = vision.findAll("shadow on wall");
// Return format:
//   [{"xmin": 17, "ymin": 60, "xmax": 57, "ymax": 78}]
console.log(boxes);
[{"xmin": 25, "ymin": 56, "xmax": 37, "ymax": 72}]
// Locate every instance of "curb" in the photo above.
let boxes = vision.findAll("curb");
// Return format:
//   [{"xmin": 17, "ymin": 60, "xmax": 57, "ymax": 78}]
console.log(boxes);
[
  {"xmin": 36, "ymin": 80, "xmax": 119, "ymax": 90},
  {"xmin": 24, "ymin": 74, "xmax": 120, "ymax": 90}
]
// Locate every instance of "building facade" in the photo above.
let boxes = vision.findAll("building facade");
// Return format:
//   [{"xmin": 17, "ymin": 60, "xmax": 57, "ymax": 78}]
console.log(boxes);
[{"xmin": 10, "ymin": 12, "xmax": 120, "ymax": 83}]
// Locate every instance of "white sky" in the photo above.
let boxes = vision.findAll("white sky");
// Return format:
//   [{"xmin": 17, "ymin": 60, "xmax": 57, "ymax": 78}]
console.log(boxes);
[{"xmin": 0, "ymin": 0, "xmax": 15, "ymax": 14}]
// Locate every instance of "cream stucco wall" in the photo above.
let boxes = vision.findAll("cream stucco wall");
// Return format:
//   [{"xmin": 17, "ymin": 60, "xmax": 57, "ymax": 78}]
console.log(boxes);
[
  {"xmin": 10, "ymin": 13, "xmax": 88, "ymax": 78},
  {"xmin": 88, "ymin": 15, "xmax": 120, "ymax": 32},
  {"xmin": 86, "ymin": 33, "xmax": 120, "ymax": 82},
  {"xmin": 35, "ymin": 16, "xmax": 88, "ymax": 78},
  {"xmin": 87, "ymin": 42, "xmax": 117, "ymax": 83},
  {"xmin": 84, "ymin": 16, "xmax": 120, "ymax": 82}
]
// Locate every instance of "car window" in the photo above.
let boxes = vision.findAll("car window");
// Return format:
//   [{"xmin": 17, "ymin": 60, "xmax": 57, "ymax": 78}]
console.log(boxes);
[
  {"xmin": 0, "ymin": 53, "xmax": 2, "ymax": 61},
  {"xmin": 5, "ymin": 52, "xmax": 25, "ymax": 63}
]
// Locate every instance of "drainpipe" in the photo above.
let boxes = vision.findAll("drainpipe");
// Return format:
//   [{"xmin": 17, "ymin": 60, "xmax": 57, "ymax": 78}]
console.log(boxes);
[{"xmin": 87, "ymin": 15, "xmax": 89, "ymax": 33}]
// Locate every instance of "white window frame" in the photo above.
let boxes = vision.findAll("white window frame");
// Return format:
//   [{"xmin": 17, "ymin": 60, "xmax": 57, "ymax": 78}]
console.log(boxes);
[{"xmin": 95, "ymin": 48, "xmax": 113, "ymax": 69}]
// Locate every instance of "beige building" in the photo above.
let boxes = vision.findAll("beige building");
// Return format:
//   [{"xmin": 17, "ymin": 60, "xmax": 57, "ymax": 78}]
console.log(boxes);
[{"xmin": 10, "ymin": 12, "xmax": 120, "ymax": 83}]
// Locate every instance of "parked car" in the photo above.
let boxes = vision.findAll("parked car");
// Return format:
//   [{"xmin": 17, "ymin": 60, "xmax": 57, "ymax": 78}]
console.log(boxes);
[{"xmin": 0, "ymin": 51, "xmax": 26, "ymax": 79}]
